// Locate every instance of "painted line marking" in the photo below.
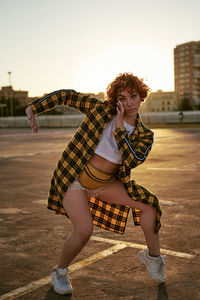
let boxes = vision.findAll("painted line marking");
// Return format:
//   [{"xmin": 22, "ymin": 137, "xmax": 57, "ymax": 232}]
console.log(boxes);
[
  {"xmin": 147, "ymin": 167, "xmax": 197, "ymax": 171},
  {"xmin": 0, "ymin": 150, "xmax": 59, "ymax": 160},
  {"xmin": 159, "ymin": 200, "xmax": 178, "ymax": 206},
  {"xmin": 0, "ymin": 243, "xmax": 127, "ymax": 300},
  {"xmin": 68, "ymin": 243, "xmax": 127, "ymax": 272},
  {"xmin": 91, "ymin": 236, "xmax": 195, "ymax": 259},
  {"xmin": 0, "ymin": 276, "xmax": 51, "ymax": 300},
  {"xmin": 0, "ymin": 235, "xmax": 195, "ymax": 299}
]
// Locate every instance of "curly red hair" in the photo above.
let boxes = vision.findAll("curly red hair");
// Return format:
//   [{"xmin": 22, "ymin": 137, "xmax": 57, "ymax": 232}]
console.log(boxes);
[{"xmin": 106, "ymin": 72, "xmax": 150, "ymax": 106}]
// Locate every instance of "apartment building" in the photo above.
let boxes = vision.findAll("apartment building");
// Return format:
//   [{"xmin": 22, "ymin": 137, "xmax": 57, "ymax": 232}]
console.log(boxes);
[
  {"xmin": 140, "ymin": 90, "xmax": 178, "ymax": 113},
  {"xmin": 0, "ymin": 86, "xmax": 29, "ymax": 106},
  {"xmin": 174, "ymin": 41, "xmax": 200, "ymax": 109}
]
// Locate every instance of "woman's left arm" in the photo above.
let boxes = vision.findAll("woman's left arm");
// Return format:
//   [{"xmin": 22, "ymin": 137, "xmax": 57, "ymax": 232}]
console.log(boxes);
[{"xmin": 113, "ymin": 127, "xmax": 154, "ymax": 169}]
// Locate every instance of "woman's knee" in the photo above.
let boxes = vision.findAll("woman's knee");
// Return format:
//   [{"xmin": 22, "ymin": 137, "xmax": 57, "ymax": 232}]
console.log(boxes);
[
  {"xmin": 144, "ymin": 204, "xmax": 157, "ymax": 214},
  {"xmin": 74, "ymin": 223, "xmax": 93, "ymax": 244},
  {"xmin": 140, "ymin": 206, "xmax": 157, "ymax": 232}
]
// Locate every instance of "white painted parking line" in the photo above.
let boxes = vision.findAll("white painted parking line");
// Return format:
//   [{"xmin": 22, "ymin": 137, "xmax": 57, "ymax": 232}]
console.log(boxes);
[
  {"xmin": 0, "ymin": 150, "xmax": 59, "ymax": 160},
  {"xmin": 0, "ymin": 236, "xmax": 195, "ymax": 299},
  {"xmin": 91, "ymin": 236, "xmax": 195, "ymax": 259},
  {"xmin": 0, "ymin": 276, "xmax": 51, "ymax": 300},
  {"xmin": 68, "ymin": 243, "xmax": 127, "ymax": 272},
  {"xmin": 0, "ymin": 243, "xmax": 127, "ymax": 300},
  {"xmin": 147, "ymin": 167, "xmax": 196, "ymax": 171}
]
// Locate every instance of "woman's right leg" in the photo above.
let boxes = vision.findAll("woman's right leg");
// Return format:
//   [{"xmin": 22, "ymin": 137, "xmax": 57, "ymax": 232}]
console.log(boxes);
[{"xmin": 57, "ymin": 189, "xmax": 93, "ymax": 268}]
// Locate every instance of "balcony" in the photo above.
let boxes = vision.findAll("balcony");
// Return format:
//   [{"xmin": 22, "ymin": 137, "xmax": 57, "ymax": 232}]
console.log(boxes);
[{"xmin": 193, "ymin": 54, "xmax": 200, "ymax": 67}]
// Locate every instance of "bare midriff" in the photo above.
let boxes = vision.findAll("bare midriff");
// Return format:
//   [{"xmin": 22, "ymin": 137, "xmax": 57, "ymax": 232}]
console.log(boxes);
[{"xmin": 88, "ymin": 153, "xmax": 120, "ymax": 175}]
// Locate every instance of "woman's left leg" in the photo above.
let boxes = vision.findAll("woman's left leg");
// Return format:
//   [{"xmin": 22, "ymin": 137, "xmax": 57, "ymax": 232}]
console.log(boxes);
[{"xmin": 96, "ymin": 180, "xmax": 160, "ymax": 256}]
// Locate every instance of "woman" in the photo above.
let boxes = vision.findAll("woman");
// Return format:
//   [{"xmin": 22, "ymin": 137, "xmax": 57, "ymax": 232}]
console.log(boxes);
[{"xmin": 26, "ymin": 73, "xmax": 166, "ymax": 295}]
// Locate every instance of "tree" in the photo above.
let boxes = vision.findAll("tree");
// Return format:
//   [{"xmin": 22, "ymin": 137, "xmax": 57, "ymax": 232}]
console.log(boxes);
[
  {"xmin": 178, "ymin": 97, "xmax": 193, "ymax": 111},
  {"xmin": 0, "ymin": 96, "xmax": 64, "ymax": 117},
  {"xmin": 0, "ymin": 96, "xmax": 27, "ymax": 116}
]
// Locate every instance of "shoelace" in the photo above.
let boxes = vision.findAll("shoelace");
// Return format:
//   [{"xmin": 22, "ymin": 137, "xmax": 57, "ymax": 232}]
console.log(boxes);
[
  {"xmin": 160, "ymin": 256, "xmax": 166, "ymax": 265},
  {"xmin": 157, "ymin": 256, "xmax": 166, "ymax": 273},
  {"xmin": 58, "ymin": 275, "xmax": 68, "ymax": 286}
]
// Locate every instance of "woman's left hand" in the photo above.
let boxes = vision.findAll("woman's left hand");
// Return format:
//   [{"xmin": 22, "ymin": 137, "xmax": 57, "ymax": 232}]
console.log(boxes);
[
  {"xmin": 26, "ymin": 106, "xmax": 39, "ymax": 134},
  {"xmin": 115, "ymin": 101, "xmax": 124, "ymax": 128}
]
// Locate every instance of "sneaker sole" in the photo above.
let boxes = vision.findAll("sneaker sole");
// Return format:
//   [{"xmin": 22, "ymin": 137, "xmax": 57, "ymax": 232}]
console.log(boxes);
[{"xmin": 51, "ymin": 282, "xmax": 73, "ymax": 295}]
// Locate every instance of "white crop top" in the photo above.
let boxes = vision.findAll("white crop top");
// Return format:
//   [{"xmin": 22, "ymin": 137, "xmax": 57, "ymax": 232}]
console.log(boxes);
[{"xmin": 94, "ymin": 116, "xmax": 135, "ymax": 164}]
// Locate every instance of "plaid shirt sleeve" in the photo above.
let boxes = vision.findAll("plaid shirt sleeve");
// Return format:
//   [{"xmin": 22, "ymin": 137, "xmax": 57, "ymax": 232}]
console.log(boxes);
[
  {"xmin": 29, "ymin": 89, "xmax": 101, "ymax": 115},
  {"xmin": 113, "ymin": 126, "xmax": 154, "ymax": 169}
]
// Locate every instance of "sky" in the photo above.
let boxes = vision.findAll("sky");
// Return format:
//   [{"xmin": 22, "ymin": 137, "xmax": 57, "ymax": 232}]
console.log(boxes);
[{"xmin": 0, "ymin": 0, "xmax": 200, "ymax": 97}]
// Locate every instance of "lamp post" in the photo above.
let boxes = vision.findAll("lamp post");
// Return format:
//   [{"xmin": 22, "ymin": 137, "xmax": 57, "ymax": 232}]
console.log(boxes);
[
  {"xmin": 8, "ymin": 71, "xmax": 12, "ymax": 86},
  {"xmin": 8, "ymin": 71, "xmax": 13, "ymax": 116}
]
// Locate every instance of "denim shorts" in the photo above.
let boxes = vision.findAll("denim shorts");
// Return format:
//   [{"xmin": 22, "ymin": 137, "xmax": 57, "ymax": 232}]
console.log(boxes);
[{"xmin": 68, "ymin": 177, "xmax": 116, "ymax": 197}]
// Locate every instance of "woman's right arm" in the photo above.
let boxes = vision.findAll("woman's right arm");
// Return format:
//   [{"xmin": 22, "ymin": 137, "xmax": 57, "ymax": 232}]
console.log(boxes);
[{"xmin": 28, "ymin": 89, "xmax": 101, "ymax": 116}]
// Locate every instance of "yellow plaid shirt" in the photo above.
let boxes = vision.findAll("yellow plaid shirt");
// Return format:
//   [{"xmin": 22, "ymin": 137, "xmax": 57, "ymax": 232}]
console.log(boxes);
[{"xmin": 30, "ymin": 89, "xmax": 161, "ymax": 234}]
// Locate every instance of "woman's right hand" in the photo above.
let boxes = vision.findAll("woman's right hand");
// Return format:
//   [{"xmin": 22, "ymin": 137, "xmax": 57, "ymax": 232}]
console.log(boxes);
[
  {"xmin": 25, "ymin": 106, "xmax": 39, "ymax": 133},
  {"xmin": 115, "ymin": 101, "xmax": 124, "ymax": 128}
]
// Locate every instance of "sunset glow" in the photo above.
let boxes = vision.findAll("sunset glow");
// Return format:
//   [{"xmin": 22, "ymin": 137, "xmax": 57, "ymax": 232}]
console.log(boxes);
[
  {"xmin": 76, "ymin": 43, "xmax": 174, "ymax": 94},
  {"xmin": 0, "ymin": 0, "xmax": 199, "ymax": 97}
]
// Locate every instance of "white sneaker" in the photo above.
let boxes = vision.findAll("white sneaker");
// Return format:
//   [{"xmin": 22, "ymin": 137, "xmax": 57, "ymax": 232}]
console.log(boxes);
[
  {"xmin": 137, "ymin": 249, "xmax": 166, "ymax": 283},
  {"xmin": 51, "ymin": 267, "xmax": 73, "ymax": 295}
]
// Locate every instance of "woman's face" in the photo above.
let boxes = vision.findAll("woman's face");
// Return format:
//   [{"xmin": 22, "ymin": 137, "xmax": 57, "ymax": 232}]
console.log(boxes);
[{"xmin": 116, "ymin": 89, "xmax": 141, "ymax": 116}]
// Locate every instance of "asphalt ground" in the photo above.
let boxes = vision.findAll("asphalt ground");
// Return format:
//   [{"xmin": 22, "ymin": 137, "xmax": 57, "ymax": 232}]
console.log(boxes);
[{"xmin": 0, "ymin": 126, "xmax": 200, "ymax": 300}]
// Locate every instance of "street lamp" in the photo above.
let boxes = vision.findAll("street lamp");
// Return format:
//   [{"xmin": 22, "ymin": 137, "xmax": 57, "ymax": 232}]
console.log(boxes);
[
  {"xmin": 8, "ymin": 71, "xmax": 13, "ymax": 116},
  {"xmin": 8, "ymin": 72, "xmax": 12, "ymax": 86}
]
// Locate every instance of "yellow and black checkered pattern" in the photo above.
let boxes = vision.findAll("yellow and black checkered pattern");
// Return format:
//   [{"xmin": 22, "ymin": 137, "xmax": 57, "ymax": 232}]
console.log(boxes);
[{"xmin": 30, "ymin": 89, "xmax": 162, "ymax": 234}]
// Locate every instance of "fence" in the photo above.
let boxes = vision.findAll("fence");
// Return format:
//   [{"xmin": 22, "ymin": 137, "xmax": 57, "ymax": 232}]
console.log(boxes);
[
  {"xmin": 140, "ymin": 111, "xmax": 200, "ymax": 124},
  {"xmin": 0, "ymin": 111, "xmax": 200, "ymax": 128}
]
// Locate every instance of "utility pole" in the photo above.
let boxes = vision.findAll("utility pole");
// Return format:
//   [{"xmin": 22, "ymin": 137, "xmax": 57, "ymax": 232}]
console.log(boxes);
[
  {"xmin": 8, "ymin": 71, "xmax": 13, "ymax": 116},
  {"xmin": 8, "ymin": 71, "xmax": 12, "ymax": 86}
]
